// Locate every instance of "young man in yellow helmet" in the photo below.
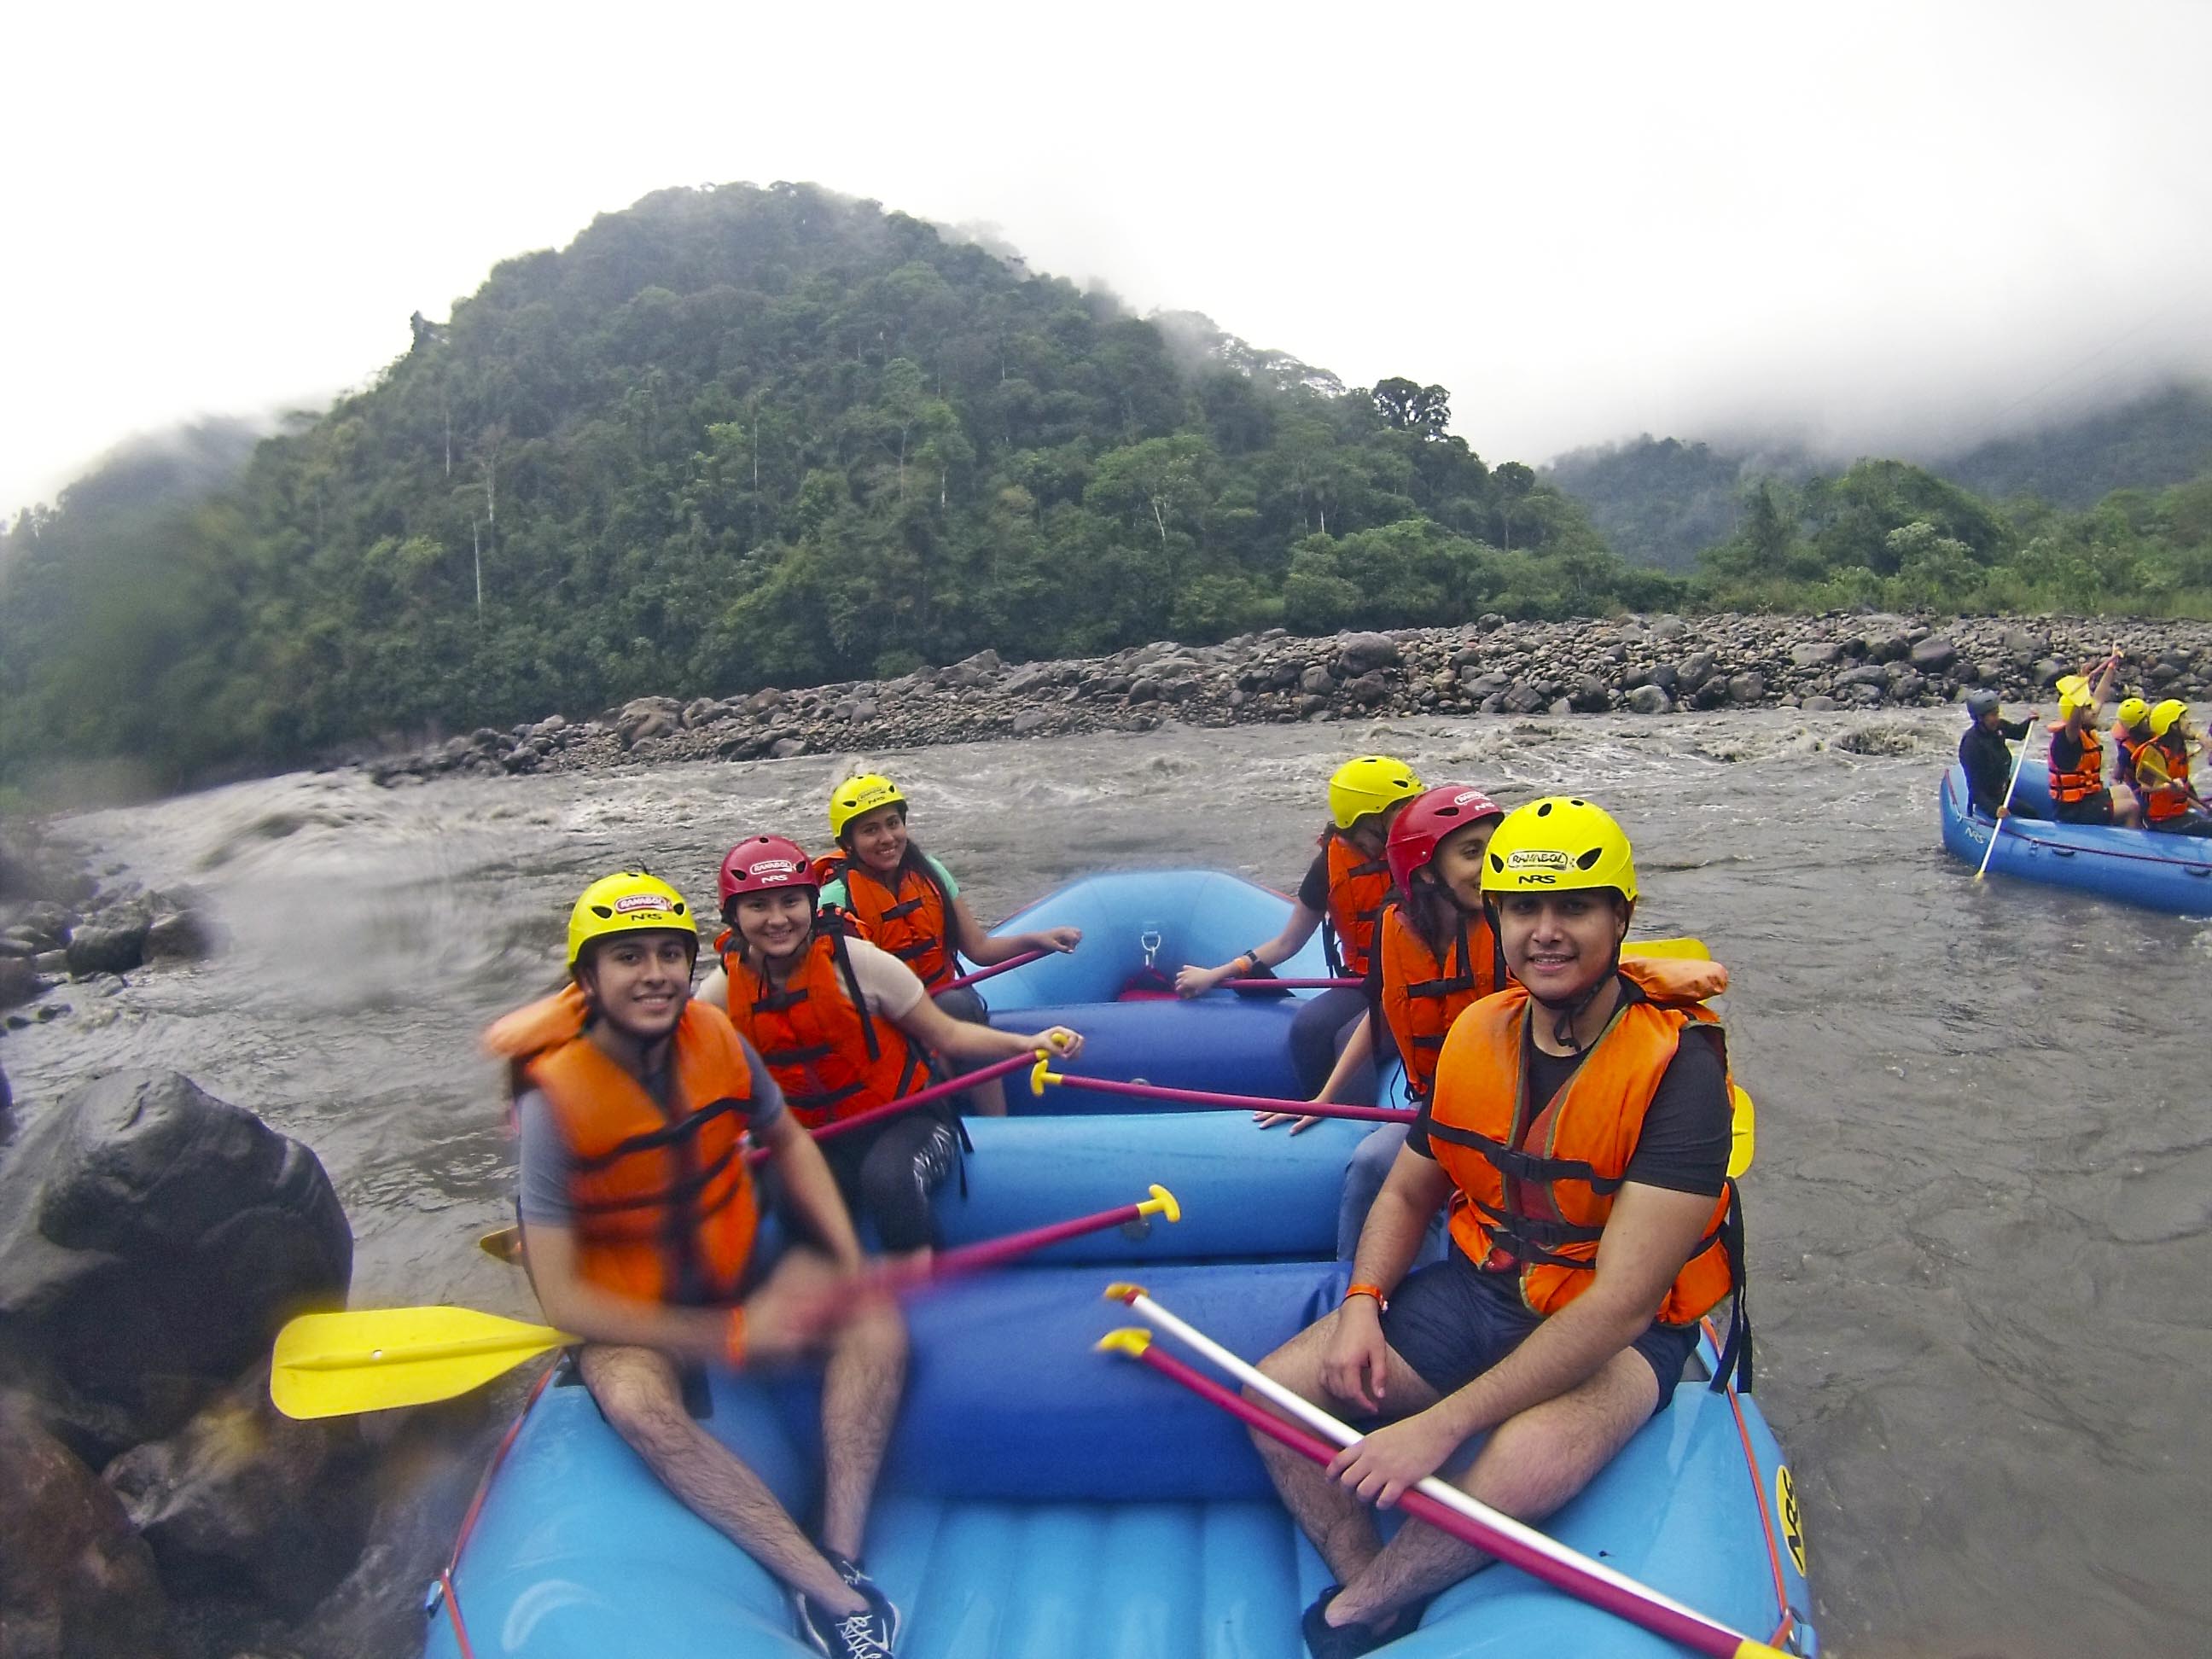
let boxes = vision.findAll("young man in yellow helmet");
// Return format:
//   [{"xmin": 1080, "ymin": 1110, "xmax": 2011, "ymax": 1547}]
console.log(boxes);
[
  {"xmin": 2110, "ymin": 696, "xmax": 2155, "ymax": 813},
  {"xmin": 1246, "ymin": 800, "xmax": 1746, "ymax": 1656},
  {"xmin": 2131, "ymin": 701, "xmax": 2212, "ymax": 836},
  {"xmin": 481, "ymin": 871, "xmax": 908, "ymax": 1659}
]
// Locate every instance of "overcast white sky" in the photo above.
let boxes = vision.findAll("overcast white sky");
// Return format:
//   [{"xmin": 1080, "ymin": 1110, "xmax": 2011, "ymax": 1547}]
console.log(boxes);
[{"xmin": 6, "ymin": 0, "xmax": 2209, "ymax": 518}]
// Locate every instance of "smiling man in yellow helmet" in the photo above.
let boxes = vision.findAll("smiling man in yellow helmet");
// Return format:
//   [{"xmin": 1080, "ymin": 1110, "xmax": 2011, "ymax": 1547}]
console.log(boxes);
[
  {"xmin": 2131, "ymin": 701, "xmax": 2212, "ymax": 836},
  {"xmin": 1247, "ymin": 799, "xmax": 1747, "ymax": 1656},
  {"xmin": 482, "ymin": 871, "xmax": 908, "ymax": 1658}
]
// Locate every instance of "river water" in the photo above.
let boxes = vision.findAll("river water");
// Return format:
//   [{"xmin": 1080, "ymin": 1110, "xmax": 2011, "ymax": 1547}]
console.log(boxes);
[{"xmin": 3, "ymin": 707, "xmax": 2205, "ymax": 1657}]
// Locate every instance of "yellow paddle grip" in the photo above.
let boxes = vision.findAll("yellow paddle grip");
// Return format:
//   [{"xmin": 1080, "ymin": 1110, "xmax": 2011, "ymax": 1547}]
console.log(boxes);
[
  {"xmin": 1136, "ymin": 1185, "xmax": 1182, "ymax": 1223},
  {"xmin": 1103, "ymin": 1282, "xmax": 1147, "ymax": 1303},
  {"xmin": 1095, "ymin": 1327, "xmax": 1153, "ymax": 1358}
]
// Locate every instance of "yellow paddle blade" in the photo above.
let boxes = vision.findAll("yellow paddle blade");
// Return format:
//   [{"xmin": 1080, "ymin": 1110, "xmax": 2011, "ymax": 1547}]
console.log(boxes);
[
  {"xmin": 1728, "ymin": 1084, "xmax": 1756, "ymax": 1179},
  {"xmin": 1621, "ymin": 935, "xmax": 1709, "ymax": 961},
  {"xmin": 270, "ymin": 1306, "xmax": 570, "ymax": 1420}
]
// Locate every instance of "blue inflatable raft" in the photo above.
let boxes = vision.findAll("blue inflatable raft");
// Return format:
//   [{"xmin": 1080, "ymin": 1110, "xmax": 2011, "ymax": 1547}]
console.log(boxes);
[
  {"xmin": 1940, "ymin": 761, "xmax": 2212, "ymax": 914},
  {"xmin": 971, "ymin": 868, "xmax": 1343, "ymax": 1103},
  {"xmin": 422, "ymin": 1119, "xmax": 1814, "ymax": 1656}
]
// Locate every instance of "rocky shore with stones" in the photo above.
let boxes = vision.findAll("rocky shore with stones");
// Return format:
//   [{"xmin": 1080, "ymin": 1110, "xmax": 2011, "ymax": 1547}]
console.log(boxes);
[
  {"xmin": 0, "ymin": 823, "xmax": 214, "ymax": 1033},
  {"xmin": 361, "ymin": 610, "xmax": 2212, "ymax": 786}
]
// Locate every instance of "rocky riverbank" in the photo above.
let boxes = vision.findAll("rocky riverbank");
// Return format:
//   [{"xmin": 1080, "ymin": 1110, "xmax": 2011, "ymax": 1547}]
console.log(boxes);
[
  {"xmin": 0, "ymin": 822, "xmax": 214, "ymax": 1029},
  {"xmin": 361, "ymin": 610, "xmax": 2211, "ymax": 786}
]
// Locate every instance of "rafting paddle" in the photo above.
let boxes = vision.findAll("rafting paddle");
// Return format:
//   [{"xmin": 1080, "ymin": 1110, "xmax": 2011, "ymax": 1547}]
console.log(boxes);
[
  {"xmin": 1028, "ymin": 1062, "xmax": 1418, "ymax": 1124},
  {"xmin": 274, "ymin": 1187, "xmax": 1182, "ymax": 1419},
  {"xmin": 940, "ymin": 948, "xmax": 1048, "ymax": 991},
  {"xmin": 1099, "ymin": 1289, "xmax": 1792, "ymax": 1659},
  {"xmin": 1976, "ymin": 718, "xmax": 2039, "ymax": 882}
]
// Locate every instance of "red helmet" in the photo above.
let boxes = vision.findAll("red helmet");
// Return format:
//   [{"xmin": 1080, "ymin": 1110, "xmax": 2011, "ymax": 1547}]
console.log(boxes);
[
  {"xmin": 1386, "ymin": 784, "xmax": 1505, "ymax": 892},
  {"xmin": 718, "ymin": 835, "xmax": 818, "ymax": 913}
]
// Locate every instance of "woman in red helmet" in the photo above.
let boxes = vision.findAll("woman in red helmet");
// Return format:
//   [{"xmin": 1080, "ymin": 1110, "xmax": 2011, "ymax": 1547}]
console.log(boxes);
[
  {"xmin": 698, "ymin": 835, "xmax": 1082, "ymax": 1259},
  {"xmin": 1259, "ymin": 784, "xmax": 1509, "ymax": 1261}
]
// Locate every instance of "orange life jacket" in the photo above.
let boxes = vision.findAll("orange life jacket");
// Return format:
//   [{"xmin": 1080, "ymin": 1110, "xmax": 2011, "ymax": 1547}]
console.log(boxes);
[
  {"xmin": 482, "ymin": 988, "xmax": 760, "ymax": 1304},
  {"xmin": 1377, "ymin": 900, "xmax": 1505, "ymax": 1100},
  {"xmin": 1424, "ymin": 957, "xmax": 1739, "ymax": 1334},
  {"xmin": 2046, "ymin": 721, "xmax": 2104, "ymax": 805},
  {"xmin": 1324, "ymin": 833, "xmax": 1393, "ymax": 979},
  {"xmin": 2138, "ymin": 734, "xmax": 2194, "ymax": 824},
  {"xmin": 2112, "ymin": 725, "xmax": 2150, "ymax": 791},
  {"xmin": 721, "ymin": 928, "xmax": 930, "ymax": 1128},
  {"xmin": 820, "ymin": 854, "xmax": 957, "ymax": 990}
]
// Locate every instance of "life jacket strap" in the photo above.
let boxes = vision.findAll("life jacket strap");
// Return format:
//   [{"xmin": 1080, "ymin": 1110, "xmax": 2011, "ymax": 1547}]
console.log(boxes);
[
  {"xmin": 1425, "ymin": 1119, "xmax": 1628, "ymax": 1196},
  {"xmin": 568, "ymin": 1093, "xmax": 752, "ymax": 1173}
]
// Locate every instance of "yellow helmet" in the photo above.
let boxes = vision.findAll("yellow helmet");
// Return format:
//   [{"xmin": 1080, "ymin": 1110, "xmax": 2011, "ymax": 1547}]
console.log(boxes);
[
  {"xmin": 1481, "ymin": 796, "xmax": 1639, "ymax": 903},
  {"xmin": 2151, "ymin": 699, "xmax": 2189, "ymax": 738},
  {"xmin": 829, "ymin": 773, "xmax": 906, "ymax": 841},
  {"xmin": 567, "ymin": 870, "xmax": 696, "ymax": 969},
  {"xmin": 2116, "ymin": 696, "xmax": 2151, "ymax": 731},
  {"xmin": 1328, "ymin": 755, "xmax": 1423, "ymax": 830}
]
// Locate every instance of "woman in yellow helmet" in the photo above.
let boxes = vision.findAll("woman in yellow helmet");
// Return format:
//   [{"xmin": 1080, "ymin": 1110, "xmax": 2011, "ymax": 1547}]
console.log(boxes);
[
  {"xmin": 1177, "ymin": 754, "xmax": 1423, "ymax": 1099},
  {"xmin": 818, "ymin": 771, "xmax": 1081, "ymax": 1115},
  {"xmin": 2046, "ymin": 657, "xmax": 2140, "ymax": 829},
  {"xmin": 2110, "ymin": 696, "xmax": 2155, "ymax": 813},
  {"xmin": 2131, "ymin": 701, "xmax": 2212, "ymax": 836}
]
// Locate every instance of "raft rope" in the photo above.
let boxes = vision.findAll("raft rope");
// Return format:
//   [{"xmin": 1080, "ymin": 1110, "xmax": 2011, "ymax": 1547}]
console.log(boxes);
[{"xmin": 1704, "ymin": 1314, "xmax": 1802, "ymax": 1650}]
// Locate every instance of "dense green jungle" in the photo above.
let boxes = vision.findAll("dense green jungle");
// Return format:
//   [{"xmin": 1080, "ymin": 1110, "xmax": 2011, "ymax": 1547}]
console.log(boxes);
[{"xmin": 4, "ymin": 181, "xmax": 2209, "ymax": 795}]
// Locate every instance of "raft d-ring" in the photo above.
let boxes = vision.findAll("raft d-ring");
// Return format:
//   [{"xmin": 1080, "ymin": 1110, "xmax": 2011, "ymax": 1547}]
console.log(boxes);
[
  {"xmin": 1139, "ymin": 928, "xmax": 1163, "ymax": 969},
  {"xmin": 2186, "ymin": 866, "xmax": 2211, "ymax": 878}
]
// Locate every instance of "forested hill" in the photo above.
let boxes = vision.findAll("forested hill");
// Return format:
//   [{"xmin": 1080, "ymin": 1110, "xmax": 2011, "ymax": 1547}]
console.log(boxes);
[
  {"xmin": 1546, "ymin": 381, "xmax": 2212, "ymax": 573},
  {"xmin": 0, "ymin": 182, "xmax": 1664, "ymax": 789}
]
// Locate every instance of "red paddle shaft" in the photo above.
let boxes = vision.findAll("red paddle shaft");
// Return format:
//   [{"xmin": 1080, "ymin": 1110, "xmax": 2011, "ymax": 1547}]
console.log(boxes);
[
  {"xmin": 941, "ymin": 949, "xmax": 1049, "ymax": 992},
  {"xmin": 1039, "ymin": 1069, "xmax": 1414, "ymax": 1125},
  {"xmin": 1116, "ymin": 1339, "xmax": 1775, "ymax": 1659},
  {"xmin": 748, "ymin": 1051, "xmax": 1039, "ymax": 1164}
]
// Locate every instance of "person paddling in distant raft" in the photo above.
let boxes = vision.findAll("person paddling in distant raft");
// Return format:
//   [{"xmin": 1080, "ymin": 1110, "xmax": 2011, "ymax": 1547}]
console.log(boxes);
[
  {"xmin": 1959, "ymin": 689, "xmax": 2040, "ymax": 818},
  {"xmin": 818, "ymin": 771, "xmax": 1080, "ymax": 1116},
  {"xmin": 2129, "ymin": 701, "xmax": 2212, "ymax": 837},
  {"xmin": 698, "ymin": 835, "xmax": 1083, "ymax": 1260},
  {"xmin": 2047, "ymin": 664, "xmax": 2141, "ymax": 828},
  {"xmin": 481, "ymin": 871, "xmax": 906, "ymax": 1659},
  {"xmin": 1256, "ymin": 784, "xmax": 1510, "ymax": 1266},
  {"xmin": 1247, "ymin": 800, "xmax": 1748, "ymax": 1658},
  {"xmin": 2110, "ymin": 695, "xmax": 2156, "ymax": 815},
  {"xmin": 1176, "ymin": 754, "xmax": 1424, "ymax": 1101}
]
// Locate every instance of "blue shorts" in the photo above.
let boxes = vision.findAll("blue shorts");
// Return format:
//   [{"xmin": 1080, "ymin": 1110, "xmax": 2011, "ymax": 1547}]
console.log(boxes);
[{"xmin": 1379, "ymin": 1251, "xmax": 1700, "ymax": 1414}]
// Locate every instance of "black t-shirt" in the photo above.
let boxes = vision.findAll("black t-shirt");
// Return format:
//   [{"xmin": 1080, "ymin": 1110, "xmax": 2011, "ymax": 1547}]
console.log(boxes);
[
  {"xmin": 1959, "ymin": 718, "xmax": 2031, "ymax": 816},
  {"xmin": 1406, "ymin": 1014, "xmax": 1731, "ymax": 1197},
  {"xmin": 1297, "ymin": 849, "xmax": 1330, "ymax": 913}
]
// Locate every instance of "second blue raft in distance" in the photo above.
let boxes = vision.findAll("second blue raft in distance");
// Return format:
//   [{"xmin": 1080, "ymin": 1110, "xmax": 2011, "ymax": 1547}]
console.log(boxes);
[{"xmin": 1940, "ymin": 760, "xmax": 2212, "ymax": 914}]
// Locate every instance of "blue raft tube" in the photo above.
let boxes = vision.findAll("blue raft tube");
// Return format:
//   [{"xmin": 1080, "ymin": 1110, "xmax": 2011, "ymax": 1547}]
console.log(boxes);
[
  {"xmin": 421, "ymin": 871, "xmax": 1818, "ymax": 1657},
  {"xmin": 1941, "ymin": 760, "xmax": 2212, "ymax": 915}
]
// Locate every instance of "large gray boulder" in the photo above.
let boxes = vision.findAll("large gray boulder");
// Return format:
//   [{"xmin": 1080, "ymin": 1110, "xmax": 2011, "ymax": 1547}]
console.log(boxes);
[
  {"xmin": 1334, "ymin": 632, "xmax": 1400, "ymax": 675},
  {"xmin": 0, "ymin": 1071, "xmax": 352, "ymax": 1455},
  {"xmin": 102, "ymin": 1364, "xmax": 370, "ymax": 1616}
]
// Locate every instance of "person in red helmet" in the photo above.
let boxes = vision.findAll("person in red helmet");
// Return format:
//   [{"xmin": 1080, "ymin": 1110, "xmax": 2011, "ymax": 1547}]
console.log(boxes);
[
  {"xmin": 1257, "ymin": 785, "xmax": 1509, "ymax": 1262},
  {"xmin": 697, "ymin": 835, "xmax": 1083, "ymax": 1260}
]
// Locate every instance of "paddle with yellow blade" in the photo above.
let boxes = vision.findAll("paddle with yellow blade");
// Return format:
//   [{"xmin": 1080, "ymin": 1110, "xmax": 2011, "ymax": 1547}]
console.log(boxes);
[{"xmin": 276, "ymin": 1184, "xmax": 1181, "ymax": 1420}]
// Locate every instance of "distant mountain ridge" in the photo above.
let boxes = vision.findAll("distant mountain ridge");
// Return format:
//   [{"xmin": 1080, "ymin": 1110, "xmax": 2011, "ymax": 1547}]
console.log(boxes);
[{"xmin": 1547, "ymin": 381, "xmax": 2212, "ymax": 572}]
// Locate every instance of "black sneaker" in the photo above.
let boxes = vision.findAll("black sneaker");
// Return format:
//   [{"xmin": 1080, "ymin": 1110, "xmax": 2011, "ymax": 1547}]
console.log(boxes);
[
  {"xmin": 1299, "ymin": 1586, "xmax": 1429, "ymax": 1658},
  {"xmin": 795, "ymin": 1556, "xmax": 899, "ymax": 1659}
]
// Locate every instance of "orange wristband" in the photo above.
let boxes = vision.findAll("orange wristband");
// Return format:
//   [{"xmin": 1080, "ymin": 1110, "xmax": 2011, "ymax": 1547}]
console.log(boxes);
[
  {"xmin": 723, "ymin": 1307, "xmax": 747, "ymax": 1367},
  {"xmin": 1344, "ymin": 1283, "xmax": 1387, "ymax": 1310}
]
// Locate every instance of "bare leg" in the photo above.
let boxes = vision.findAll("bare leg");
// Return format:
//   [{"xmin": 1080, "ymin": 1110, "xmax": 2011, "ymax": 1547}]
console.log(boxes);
[
  {"xmin": 578, "ymin": 1342, "xmax": 863, "ymax": 1614},
  {"xmin": 1325, "ymin": 1347, "xmax": 1660, "ymax": 1628},
  {"xmin": 1246, "ymin": 1316, "xmax": 1441, "ymax": 1589},
  {"xmin": 817, "ymin": 1289, "xmax": 907, "ymax": 1562}
]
